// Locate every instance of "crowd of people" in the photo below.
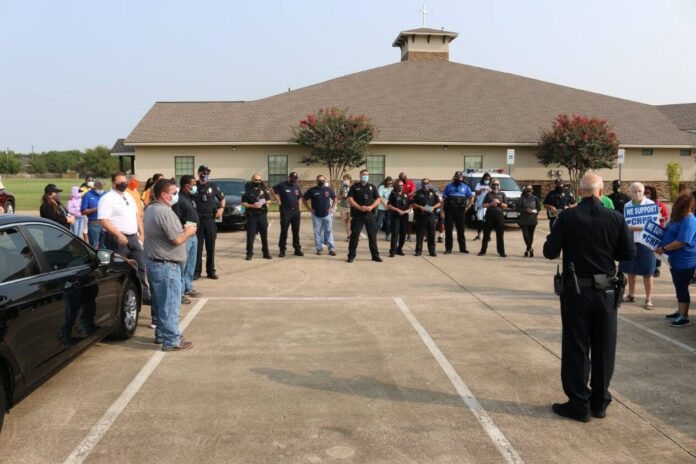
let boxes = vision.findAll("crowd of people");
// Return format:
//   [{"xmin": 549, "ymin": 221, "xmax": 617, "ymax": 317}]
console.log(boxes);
[{"xmin": 31, "ymin": 166, "xmax": 693, "ymax": 355}]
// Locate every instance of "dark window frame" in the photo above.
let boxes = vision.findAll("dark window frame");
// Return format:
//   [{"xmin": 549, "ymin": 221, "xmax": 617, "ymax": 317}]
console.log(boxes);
[
  {"xmin": 641, "ymin": 149, "xmax": 654, "ymax": 157},
  {"xmin": 268, "ymin": 155, "xmax": 288, "ymax": 187},
  {"xmin": 366, "ymin": 155, "xmax": 386, "ymax": 186},
  {"xmin": 174, "ymin": 156, "xmax": 195, "ymax": 183}
]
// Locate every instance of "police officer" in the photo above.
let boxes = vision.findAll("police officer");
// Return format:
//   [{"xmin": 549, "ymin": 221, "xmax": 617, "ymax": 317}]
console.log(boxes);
[
  {"xmin": 412, "ymin": 178, "xmax": 441, "ymax": 257},
  {"xmin": 543, "ymin": 173, "xmax": 635, "ymax": 422},
  {"xmin": 242, "ymin": 173, "xmax": 272, "ymax": 260},
  {"xmin": 543, "ymin": 179, "xmax": 576, "ymax": 228},
  {"xmin": 386, "ymin": 178, "xmax": 411, "ymax": 257},
  {"xmin": 193, "ymin": 165, "xmax": 225, "ymax": 279},
  {"xmin": 346, "ymin": 169, "xmax": 382, "ymax": 263},
  {"xmin": 272, "ymin": 171, "xmax": 304, "ymax": 257},
  {"xmin": 607, "ymin": 180, "xmax": 630, "ymax": 215},
  {"xmin": 478, "ymin": 179, "xmax": 508, "ymax": 257},
  {"xmin": 442, "ymin": 171, "xmax": 474, "ymax": 254}
]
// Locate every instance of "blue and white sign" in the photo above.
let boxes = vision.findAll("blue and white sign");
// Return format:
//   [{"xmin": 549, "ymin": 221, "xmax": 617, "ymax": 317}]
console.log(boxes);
[
  {"xmin": 624, "ymin": 203, "xmax": 659, "ymax": 227},
  {"xmin": 640, "ymin": 218, "xmax": 664, "ymax": 250}
]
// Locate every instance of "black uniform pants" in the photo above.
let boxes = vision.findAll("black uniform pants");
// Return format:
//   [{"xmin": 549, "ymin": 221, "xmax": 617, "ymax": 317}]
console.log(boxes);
[
  {"xmin": 246, "ymin": 213, "xmax": 270, "ymax": 256},
  {"xmin": 389, "ymin": 211, "xmax": 408, "ymax": 253},
  {"xmin": 415, "ymin": 213, "xmax": 436, "ymax": 254},
  {"xmin": 445, "ymin": 206, "xmax": 467, "ymax": 252},
  {"xmin": 520, "ymin": 224, "xmax": 537, "ymax": 249},
  {"xmin": 195, "ymin": 215, "xmax": 217, "ymax": 275},
  {"xmin": 560, "ymin": 287, "xmax": 617, "ymax": 414},
  {"xmin": 480, "ymin": 210, "xmax": 505, "ymax": 255},
  {"xmin": 348, "ymin": 213, "xmax": 379, "ymax": 259},
  {"xmin": 278, "ymin": 209, "xmax": 301, "ymax": 251}
]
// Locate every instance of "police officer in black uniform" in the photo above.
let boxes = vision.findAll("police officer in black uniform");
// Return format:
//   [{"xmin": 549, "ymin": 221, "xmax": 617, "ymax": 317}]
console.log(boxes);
[
  {"xmin": 543, "ymin": 179, "xmax": 576, "ymax": 228},
  {"xmin": 543, "ymin": 173, "xmax": 635, "ymax": 422},
  {"xmin": 607, "ymin": 180, "xmax": 630, "ymax": 215},
  {"xmin": 386, "ymin": 178, "xmax": 411, "ymax": 257},
  {"xmin": 346, "ymin": 169, "xmax": 382, "ymax": 263},
  {"xmin": 193, "ymin": 165, "xmax": 225, "ymax": 279},
  {"xmin": 242, "ymin": 173, "xmax": 272, "ymax": 260},
  {"xmin": 272, "ymin": 171, "xmax": 304, "ymax": 257},
  {"xmin": 412, "ymin": 178, "xmax": 441, "ymax": 257}
]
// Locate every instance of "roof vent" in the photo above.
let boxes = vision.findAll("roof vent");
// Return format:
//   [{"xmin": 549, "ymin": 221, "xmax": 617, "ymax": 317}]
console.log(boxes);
[{"xmin": 392, "ymin": 28, "xmax": 458, "ymax": 62}]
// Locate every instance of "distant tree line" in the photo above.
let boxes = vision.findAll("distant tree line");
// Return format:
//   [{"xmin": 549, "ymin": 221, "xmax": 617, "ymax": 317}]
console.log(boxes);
[{"xmin": 0, "ymin": 145, "xmax": 118, "ymax": 177}]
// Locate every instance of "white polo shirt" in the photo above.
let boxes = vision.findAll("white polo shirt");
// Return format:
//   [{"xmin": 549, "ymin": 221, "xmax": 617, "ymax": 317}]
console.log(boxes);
[{"xmin": 98, "ymin": 189, "xmax": 139, "ymax": 235}]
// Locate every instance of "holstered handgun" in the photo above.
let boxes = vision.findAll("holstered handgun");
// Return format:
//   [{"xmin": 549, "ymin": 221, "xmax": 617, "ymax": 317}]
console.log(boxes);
[
  {"xmin": 554, "ymin": 265, "xmax": 564, "ymax": 296},
  {"xmin": 612, "ymin": 272, "xmax": 627, "ymax": 309}
]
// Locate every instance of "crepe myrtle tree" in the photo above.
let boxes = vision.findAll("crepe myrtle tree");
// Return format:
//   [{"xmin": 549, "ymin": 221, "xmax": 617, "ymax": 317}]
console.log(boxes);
[
  {"xmin": 537, "ymin": 114, "xmax": 619, "ymax": 196},
  {"xmin": 292, "ymin": 107, "xmax": 377, "ymax": 183}
]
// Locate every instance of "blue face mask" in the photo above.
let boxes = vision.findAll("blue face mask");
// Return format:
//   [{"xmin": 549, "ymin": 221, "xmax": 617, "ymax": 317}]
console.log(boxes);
[
  {"xmin": 361, "ymin": 175, "xmax": 369, "ymax": 183},
  {"xmin": 171, "ymin": 189, "xmax": 179, "ymax": 205},
  {"xmin": 191, "ymin": 185, "xmax": 198, "ymax": 195}
]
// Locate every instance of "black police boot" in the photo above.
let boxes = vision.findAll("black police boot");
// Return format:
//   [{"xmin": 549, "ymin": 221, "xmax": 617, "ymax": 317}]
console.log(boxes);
[
  {"xmin": 372, "ymin": 256, "xmax": 383, "ymax": 263},
  {"xmin": 444, "ymin": 250, "xmax": 452, "ymax": 254},
  {"xmin": 460, "ymin": 249, "xmax": 469, "ymax": 254},
  {"xmin": 263, "ymin": 254, "xmax": 272, "ymax": 260},
  {"xmin": 389, "ymin": 251, "xmax": 395, "ymax": 258},
  {"xmin": 279, "ymin": 249, "xmax": 286, "ymax": 258},
  {"xmin": 294, "ymin": 249, "xmax": 304, "ymax": 257},
  {"xmin": 245, "ymin": 254, "xmax": 252, "ymax": 261},
  {"xmin": 429, "ymin": 252, "xmax": 437, "ymax": 257},
  {"xmin": 415, "ymin": 251, "xmax": 422, "ymax": 256},
  {"xmin": 396, "ymin": 249, "xmax": 405, "ymax": 256},
  {"xmin": 346, "ymin": 256, "xmax": 354, "ymax": 263},
  {"xmin": 552, "ymin": 402, "xmax": 590, "ymax": 423}
]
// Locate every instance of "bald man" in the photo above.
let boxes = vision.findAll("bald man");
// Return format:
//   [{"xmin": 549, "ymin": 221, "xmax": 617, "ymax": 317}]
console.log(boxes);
[{"xmin": 543, "ymin": 173, "xmax": 635, "ymax": 422}]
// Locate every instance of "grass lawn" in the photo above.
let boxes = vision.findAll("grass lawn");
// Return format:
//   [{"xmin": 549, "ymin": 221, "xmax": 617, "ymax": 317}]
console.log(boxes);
[{"xmin": 1, "ymin": 178, "xmax": 80, "ymax": 211}]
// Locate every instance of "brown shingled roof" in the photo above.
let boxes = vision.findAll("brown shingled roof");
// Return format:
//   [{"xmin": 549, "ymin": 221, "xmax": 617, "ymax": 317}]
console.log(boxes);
[
  {"xmin": 657, "ymin": 103, "xmax": 696, "ymax": 131},
  {"xmin": 126, "ymin": 60, "xmax": 696, "ymax": 147}
]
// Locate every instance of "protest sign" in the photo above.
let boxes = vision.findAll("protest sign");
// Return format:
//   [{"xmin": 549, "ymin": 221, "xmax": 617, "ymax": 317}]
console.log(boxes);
[
  {"xmin": 639, "ymin": 218, "xmax": 664, "ymax": 250},
  {"xmin": 624, "ymin": 203, "xmax": 659, "ymax": 228}
]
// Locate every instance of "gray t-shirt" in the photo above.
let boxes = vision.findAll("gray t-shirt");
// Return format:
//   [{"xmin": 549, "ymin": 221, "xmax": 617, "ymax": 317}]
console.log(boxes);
[{"xmin": 143, "ymin": 201, "xmax": 186, "ymax": 263}]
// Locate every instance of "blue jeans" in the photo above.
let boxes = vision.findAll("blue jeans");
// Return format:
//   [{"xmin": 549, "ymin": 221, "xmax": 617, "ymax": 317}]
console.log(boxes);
[
  {"xmin": 376, "ymin": 209, "xmax": 391, "ymax": 234},
  {"xmin": 147, "ymin": 258, "xmax": 182, "ymax": 348},
  {"xmin": 70, "ymin": 216, "xmax": 83, "ymax": 237},
  {"xmin": 312, "ymin": 214, "xmax": 335, "ymax": 252},
  {"xmin": 88, "ymin": 221, "xmax": 105, "ymax": 249},
  {"xmin": 179, "ymin": 235, "xmax": 198, "ymax": 295}
]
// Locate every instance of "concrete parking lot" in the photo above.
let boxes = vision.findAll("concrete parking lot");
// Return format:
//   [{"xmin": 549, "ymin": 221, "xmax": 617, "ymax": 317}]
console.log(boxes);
[{"xmin": 1, "ymin": 217, "xmax": 695, "ymax": 463}]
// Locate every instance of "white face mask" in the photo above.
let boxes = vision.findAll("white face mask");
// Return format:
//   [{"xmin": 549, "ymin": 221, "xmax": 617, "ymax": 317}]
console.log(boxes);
[
  {"xmin": 87, "ymin": 181, "xmax": 95, "ymax": 188},
  {"xmin": 96, "ymin": 189, "xmax": 105, "ymax": 195}
]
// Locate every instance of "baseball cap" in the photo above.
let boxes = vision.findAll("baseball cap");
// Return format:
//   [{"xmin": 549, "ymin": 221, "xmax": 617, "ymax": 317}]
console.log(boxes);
[
  {"xmin": 554, "ymin": 179, "xmax": 564, "ymax": 185},
  {"xmin": 44, "ymin": 184, "xmax": 63, "ymax": 194},
  {"xmin": 612, "ymin": 180, "xmax": 621, "ymax": 188},
  {"xmin": 288, "ymin": 171, "xmax": 298, "ymax": 179},
  {"xmin": 454, "ymin": 171, "xmax": 464, "ymax": 178},
  {"xmin": 197, "ymin": 165, "xmax": 211, "ymax": 173}
]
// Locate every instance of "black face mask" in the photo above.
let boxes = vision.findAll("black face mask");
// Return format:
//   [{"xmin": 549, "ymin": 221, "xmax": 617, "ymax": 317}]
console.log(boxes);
[
  {"xmin": 317, "ymin": 181, "xmax": 325, "ymax": 187},
  {"xmin": 454, "ymin": 179, "xmax": 461, "ymax": 185},
  {"xmin": 525, "ymin": 190, "xmax": 533, "ymax": 196},
  {"xmin": 394, "ymin": 186, "xmax": 402, "ymax": 193},
  {"xmin": 555, "ymin": 186, "xmax": 563, "ymax": 192},
  {"xmin": 288, "ymin": 178, "xmax": 296, "ymax": 185},
  {"xmin": 252, "ymin": 181, "xmax": 261, "ymax": 187},
  {"xmin": 199, "ymin": 175, "xmax": 208, "ymax": 182},
  {"xmin": 115, "ymin": 182, "xmax": 128, "ymax": 192}
]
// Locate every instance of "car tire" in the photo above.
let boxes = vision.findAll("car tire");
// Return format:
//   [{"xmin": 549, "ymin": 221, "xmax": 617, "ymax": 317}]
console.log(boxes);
[
  {"xmin": 112, "ymin": 278, "xmax": 139, "ymax": 340},
  {"xmin": 0, "ymin": 373, "xmax": 6, "ymax": 433},
  {"xmin": 4, "ymin": 201, "xmax": 14, "ymax": 215}
]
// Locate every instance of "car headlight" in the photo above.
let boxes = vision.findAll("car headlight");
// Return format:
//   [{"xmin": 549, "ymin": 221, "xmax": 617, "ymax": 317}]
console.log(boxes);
[{"xmin": 233, "ymin": 205, "xmax": 242, "ymax": 212}]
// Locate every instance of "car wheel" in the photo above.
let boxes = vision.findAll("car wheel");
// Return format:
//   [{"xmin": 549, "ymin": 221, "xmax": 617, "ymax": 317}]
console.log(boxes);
[
  {"xmin": 4, "ymin": 202, "xmax": 14, "ymax": 215},
  {"xmin": 113, "ymin": 278, "xmax": 139, "ymax": 340}
]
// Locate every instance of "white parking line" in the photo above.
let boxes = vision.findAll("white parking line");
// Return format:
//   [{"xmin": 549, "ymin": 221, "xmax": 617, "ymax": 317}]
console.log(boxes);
[
  {"xmin": 393, "ymin": 297, "xmax": 524, "ymax": 464},
  {"xmin": 63, "ymin": 298, "xmax": 209, "ymax": 464},
  {"xmin": 618, "ymin": 315, "xmax": 696, "ymax": 354}
]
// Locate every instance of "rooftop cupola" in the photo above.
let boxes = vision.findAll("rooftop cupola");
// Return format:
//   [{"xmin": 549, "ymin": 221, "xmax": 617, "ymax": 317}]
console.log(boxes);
[{"xmin": 392, "ymin": 28, "xmax": 458, "ymax": 62}]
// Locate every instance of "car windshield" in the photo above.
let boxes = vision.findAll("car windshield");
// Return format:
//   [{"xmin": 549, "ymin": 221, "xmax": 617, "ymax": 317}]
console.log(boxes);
[
  {"xmin": 466, "ymin": 176, "xmax": 520, "ymax": 192},
  {"xmin": 215, "ymin": 180, "xmax": 245, "ymax": 197}
]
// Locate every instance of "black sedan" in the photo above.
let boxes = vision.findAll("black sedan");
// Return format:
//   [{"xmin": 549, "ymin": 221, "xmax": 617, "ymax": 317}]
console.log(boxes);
[
  {"xmin": 214, "ymin": 178, "xmax": 247, "ymax": 229},
  {"xmin": 0, "ymin": 216, "xmax": 141, "ymax": 432}
]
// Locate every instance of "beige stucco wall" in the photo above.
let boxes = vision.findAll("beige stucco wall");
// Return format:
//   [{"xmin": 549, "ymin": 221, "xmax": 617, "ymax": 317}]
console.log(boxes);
[
  {"xmin": 399, "ymin": 35, "xmax": 451, "ymax": 59},
  {"xmin": 133, "ymin": 144, "xmax": 694, "ymax": 183}
]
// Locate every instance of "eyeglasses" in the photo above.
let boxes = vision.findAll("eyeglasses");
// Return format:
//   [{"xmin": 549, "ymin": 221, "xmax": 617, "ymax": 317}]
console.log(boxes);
[
  {"xmin": 123, "ymin": 196, "xmax": 130, "ymax": 206},
  {"xmin": 492, "ymin": 184, "xmax": 500, "ymax": 187}
]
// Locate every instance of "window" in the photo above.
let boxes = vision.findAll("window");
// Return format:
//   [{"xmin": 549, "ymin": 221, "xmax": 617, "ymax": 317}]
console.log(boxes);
[
  {"xmin": 464, "ymin": 156, "xmax": 483, "ymax": 170},
  {"xmin": 26, "ymin": 224, "xmax": 93, "ymax": 271},
  {"xmin": 0, "ymin": 228, "xmax": 41, "ymax": 283},
  {"xmin": 641, "ymin": 149, "xmax": 653, "ymax": 157},
  {"xmin": 366, "ymin": 155, "xmax": 385, "ymax": 185},
  {"xmin": 268, "ymin": 155, "xmax": 288, "ymax": 187},
  {"xmin": 174, "ymin": 156, "xmax": 195, "ymax": 183},
  {"xmin": 680, "ymin": 149, "xmax": 692, "ymax": 157}
]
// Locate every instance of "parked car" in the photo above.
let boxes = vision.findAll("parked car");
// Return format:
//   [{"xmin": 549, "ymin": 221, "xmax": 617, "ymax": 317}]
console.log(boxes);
[
  {"xmin": 0, "ymin": 216, "xmax": 141, "ymax": 432},
  {"xmin": 213, "ymin": 178, "xmax": 247, "ymax": 230},
  {"xmin": 0, "ymin": 184, "xmax": 15, "ymax": 215},
  {"xmin": 462, "ymin": 170, "xmax": 523, "ymax": 225}
]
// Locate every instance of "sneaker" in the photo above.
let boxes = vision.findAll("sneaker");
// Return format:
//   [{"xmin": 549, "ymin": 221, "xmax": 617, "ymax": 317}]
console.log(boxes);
[
  {"xmin": 670, "ymin": 316, "xmax": 690, "ymax": 327},
  {"xmin": 186, "ymin": 289, "xmax": 202, "ymax": 298},
  {"xmin": 664, "ymin": 311, "xmax": 680, "ymax": 319},
  {"xmin": 329, "ymin": 250, "xmax": 336, "ymax": 256},
  {"xmin": 181, "ymin": 296, "xmax": 192, "ymax": 305},
  {"xmin": 162, "ymin": 340, "xmax": 193, "ymax": 352},
  {"xmin": 150, "ymin": 322, "xmax": 157, "ymax": 329},
  {"xmin": 316, "ymin": 250, "xmax": 322, "ymax": 255}
]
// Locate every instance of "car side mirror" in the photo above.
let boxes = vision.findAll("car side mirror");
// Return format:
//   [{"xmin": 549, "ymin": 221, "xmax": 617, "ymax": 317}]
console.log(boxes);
[{"xmin": 96, "ymin": 249, "xmax": 113, "ymax": 266}]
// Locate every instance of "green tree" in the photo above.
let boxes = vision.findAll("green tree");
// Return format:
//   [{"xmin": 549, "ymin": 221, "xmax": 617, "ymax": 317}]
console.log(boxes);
[
  {"xmin": 665, "ymin": 162, "xmax": 682, "ymax": 202},
  {"xmin": 0, "ymin": 150, "xmax": 23, "ymax": 174},
  {"xmin": 74, "ymin": 145, "xmax": 118, "ymax": 178},
  {"xmin": 43, "ymin": 150, "xmax": 81, "ymax": 174},
  {"xmin": 537, "ymin": 114, "xmax": 619, "ymax": 195},
  {"xmin": 292, "ymin": 107, "xmax": 377, "ymax": 181},
  {"xmin": 27, "ymin": 153, "xmax": 48, "ymax": 174}
]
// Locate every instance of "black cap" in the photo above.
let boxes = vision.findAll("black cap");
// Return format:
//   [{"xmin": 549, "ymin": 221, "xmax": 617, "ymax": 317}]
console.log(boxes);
[
  {"xmin": 288, "ymin": 171, "xmax": 298, "ymax": 179},
  {"xmin": 197, "ymin": 165, "xmax": 211, "ymax": 173},
  {"xmin": 454, "ymin": 171, "xmax": 464, "ymax": 178},
  {"xmin": 612, "ymin": 180, "xmax": 621, "ymax": 188},
  {"xmin": 44, "ymin": 184, "xmax": 63, "ymax": 194},
  {"xmin": 555, "ymin": 179, "xmax": 563, "ymax": 185}
]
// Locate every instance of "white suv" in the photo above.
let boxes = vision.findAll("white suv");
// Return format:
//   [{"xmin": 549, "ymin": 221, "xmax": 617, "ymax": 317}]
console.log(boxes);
[{"xmin": 462, "ymin": 171, "xmax": 523, "ymax": 224}]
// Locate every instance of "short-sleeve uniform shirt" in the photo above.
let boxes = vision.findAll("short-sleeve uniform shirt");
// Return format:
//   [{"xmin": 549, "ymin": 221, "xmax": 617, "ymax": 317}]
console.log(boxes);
[
  {"xmin": 273, "ymin": 181, "xmax": 303, "ymax": 211},
  {"xmin": 483, "ymin": 191, "xmax": 508, "ymax": 213},
  {"xmin": 303, "ymin": 186, "xmax": 335, "ymax": 218},
  {"xmin": 387, "ymin": 191, "xmax": 411, "ymax": 212},
  {"xmin": 242, "ymin": 185, "xmax": 271, "ymax": 215},
  {"xmin": 347, "ymin": 182, "xmax": 379, "ymax": 217},
  {"xmin": 412, "ymin": 189, "xmax": 439, "ymax": 216},
  {"xmin": 194, "ymin": 182, "xmax": 225, "ymax": 216}
]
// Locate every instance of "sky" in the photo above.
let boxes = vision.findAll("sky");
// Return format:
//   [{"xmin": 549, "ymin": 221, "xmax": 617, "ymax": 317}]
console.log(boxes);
[{"xmin": 1, "ymin": 0, "xmax": 695, "ymax": 153}]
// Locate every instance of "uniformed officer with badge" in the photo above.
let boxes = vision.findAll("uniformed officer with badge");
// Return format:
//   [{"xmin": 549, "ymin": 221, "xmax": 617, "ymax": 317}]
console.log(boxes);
[
  {"xmin": 272, "ymin": 172, "xmax": 304, "ymax": 257},
  {"xmin": 386, "ymin": 178, "xmax": 411, "ymax": 257},
  {"xmin": 346, "ymin": 169, "xmax": 382, "ymax": 263},
  {"xmin": 241, "ymin": 173, "xmax": 272, "ymax": 260},
  {"xmin": 543, "ymin": 173, "xmax": 635, "ymax": 422},
  {"xmin": 193, "ymin": 165, "xmax": 225, "ymax": 279},
  {"xmin": 412, "ymin": 178, "xmax": 441, "ymax": 257},
  {"xmin": 543, "ymin": 179, "xmax": 576, "ymax": 228},
  {"xmin": 442, "ymin": 171, "xmax": 474, "ymax": 254}
]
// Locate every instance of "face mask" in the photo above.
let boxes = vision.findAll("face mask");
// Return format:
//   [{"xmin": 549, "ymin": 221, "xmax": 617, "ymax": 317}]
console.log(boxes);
[
  {"xmin": 190, "ymin": 185, "xmax": 198, "ymax": 195},
  {"xmin": 394, "ymin": 186, "xmax": 402, "ymax": 192},
  {"xmin": 87, "ymin": 181, "xmax": 95, "ymax": 188},
  {"xmin": 115, "ymin": 182, "xmax": 128, "ymax": 192},
  {"xmin": 454, "ymin": 179, "xmax": 461, "ymax": 185},
  {"xmin": 53, "ymin": 193, "xmax": 61, "ymax": 202},
  {"xmin": 483, "ymin": 179, "xmax": 490, "ymax": 185},
  {"xmin": 288, "ymin": 178, "xmax": 296, "ymax": 185},
  {"xmin": 492, "ymin": 185, "xmax": 500, "ymax": 190},
  {"xmin": 525, "ymin": 190, "xmax": 533, "ymax": 195},
  {"xmin": 128, "ymin": 180, "xmax": 140, "ymax": 190},
  {"xmin": 317, "ymin": 180, "xmax": 325, "ymax": 187},
  {"xmin": 171, "ymin": 189, "xmax": 179, "ymax": 205},
  {"xmin": 96, "ymin": 189, "xmax": 105, "ymax": 195},
  {"xmin": 556, "ymin": 185, "xmax": 563, "ymax": 191},
  {"xmin": 423, "ymin": 184, "xmax": 431, "ymax": 191},
  {"xmin": 199, "ymin": 175, "xmax": 208, "ymax": 182},
  {"xmin": 253, "ymin": 181, "xmax": 261, "ymax": 187},
  {"xmin": 343, "ymin": 181, "xmax": 350, "ymax": 186},
  {"xmin": 399, "ymin": 177, "xmax": 406, "ymax": 182},
  {"xmin": 361, "ymin": 175, "xmax": 369, "ymax": 183}
]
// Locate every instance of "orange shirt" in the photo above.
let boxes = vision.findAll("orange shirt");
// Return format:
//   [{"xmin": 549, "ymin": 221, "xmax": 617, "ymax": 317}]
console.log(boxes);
[{"xmin": 126, "ymin": 188, "xmax": 144, "ymax": 219}]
